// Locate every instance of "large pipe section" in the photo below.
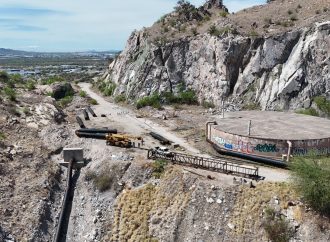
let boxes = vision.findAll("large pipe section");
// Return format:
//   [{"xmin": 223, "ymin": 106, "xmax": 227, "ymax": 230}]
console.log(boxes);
[
  {"xmin": 77, "ymin": 128, "xmax": 117, "ymax": 134},
  {"xmin": 75, "ymin": 131, "xmax": 107, "ymax": 140},
  {"xmin": 87, "ymin": 106, "xmax": 97, "ymax": 117},
  {"xmin": 83, "ymin": 109, "xmax": 90, "ymax": 121},
  {"xmin": 149, "ymin": 132, "xmax": 171, "ymax": 145},
  {"xmin": 76, "ymin": 116, "xmax": 86, "ymax": 128},
  {"xmin": 53, "ymin": 160, "xmax": 73, "ymax": 242}
]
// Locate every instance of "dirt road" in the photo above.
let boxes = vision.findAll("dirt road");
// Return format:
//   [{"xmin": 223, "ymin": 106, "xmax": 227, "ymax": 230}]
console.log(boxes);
[
  {"xmin": 78, "ymin": 83, "xmax": 289, "ymax": 182},
  {"xmin": 79, "ymin": 82, "xmax": 202, "ymax": 154}
]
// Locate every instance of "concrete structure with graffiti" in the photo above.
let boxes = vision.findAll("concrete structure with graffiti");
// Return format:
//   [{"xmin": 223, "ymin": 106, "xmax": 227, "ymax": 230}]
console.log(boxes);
[{"xmin": 206, "ymin": 111, "xmax": 330, "ymax": 163}]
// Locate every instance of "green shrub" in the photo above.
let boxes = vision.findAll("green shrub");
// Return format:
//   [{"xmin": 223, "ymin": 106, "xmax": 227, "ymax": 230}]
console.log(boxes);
[
  {"xmin": 98, "ymin": 81, "xmax": 116, "ymax": 96},
  {"xmin": 295, "ymin": 108, "xmax": 319, "ymax": 116},
  {"xmin": 178, "ymin": 89, "xmax": 198, "ymax": 104},
  {"xmin": 316, "ymin": 10, "xmax": 320, "ymax": 14},
  {"xmin": 202, "ymin": 100, "xmax": 215, "ymax": 109},
  {"xmin": 79, "ymin": 90, "xmax": 87, "ymax": 97},
  {"xmin": 58, "ymin": 95, "xmax": 73, "ymax": 108},
  {"xmin": 23, "ymin": 107, "xmax": 31, "ymax": 116},
  {"xmin": 0, "ymin": 71, "xmax": 9, "ymax": 83},
  {"xmin": 242, "ymin": 102, "xmax": 261, "ymax": 110},
  {"xmin": 46, "ymin": 91, "xmax": 54, "ymax": 97},
  {"xmin": 219, "ymin": 10, "xmax": 228, "ymax": 17},
  {"xmin": 94, "ymin": 173, "xmax": 113, "ymax": 192},
  {"xmin": 290, "ymin": 157, "xmax": 330, "ymax": 216},
  {"xmin": 136, "ymin": 94, "xmax": 162, "ymax": 109},
  {"xmin": 4, "ymin": 87, "xmax": 17, "ymax": 101},
  {"xmin": 208, "ymin": 25, "xmax": 221, "ymax": 36},
  {"xmin": 10, "ymin": 74, "xmax": 22, "ymax": 83},
  {"xmin": 263, "ymin": 207, "xmax": 294, "ymax": 242},
  {"xmin": 314, "ymin": 96, "xmax": 330, "ymax": 116},
  {"xmin": 89, "ymin": 98, "xmax": 98, "ymax": 105},
  {"xmin": 114, "ymin": 94, "xmax": 126, "ymax": 103},
  {"xmin": 26, "ymin": 81, "xmax": 36, "ymax": 91},
  {"xmin": 41, "ymin": 76, "xmax": 65, "ymax": 85},
  {"xmin": 152, "ymin": 159, "xmax": 168, "ymax": 178},
  {"xmin": 287, "ymin": 9, "xmax": 293, "ymax": 15},
  {"xmin": 0, "ymin": 132, "xmax": 6, "ymax": 141}
]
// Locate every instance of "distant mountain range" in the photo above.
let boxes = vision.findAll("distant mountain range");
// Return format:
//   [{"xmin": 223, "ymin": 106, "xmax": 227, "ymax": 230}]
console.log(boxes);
[{"xmin": 0, "ymin": 48, "xmax": 120, "ymax": 58}]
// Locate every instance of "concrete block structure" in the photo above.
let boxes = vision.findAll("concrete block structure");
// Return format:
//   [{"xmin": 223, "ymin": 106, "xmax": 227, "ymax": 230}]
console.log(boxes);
[{"xmin": 206, "ymin": 111, "xmax": 330, "ymax": 162}]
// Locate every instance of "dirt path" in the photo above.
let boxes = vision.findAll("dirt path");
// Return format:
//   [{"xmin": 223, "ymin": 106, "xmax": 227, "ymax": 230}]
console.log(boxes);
[
  {"xmin": 79, "ymin": 83, "xmax": 202, "ymax": 154},
  {"xmin": 78, "ymin": 83, "xmax": 290, "ymax": 182}
]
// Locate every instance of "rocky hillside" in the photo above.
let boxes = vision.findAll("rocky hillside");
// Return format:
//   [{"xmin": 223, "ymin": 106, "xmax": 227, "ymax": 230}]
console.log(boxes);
[{"xmin": 102, "ymin": 0, "xmax": 330, "ymax": 111}]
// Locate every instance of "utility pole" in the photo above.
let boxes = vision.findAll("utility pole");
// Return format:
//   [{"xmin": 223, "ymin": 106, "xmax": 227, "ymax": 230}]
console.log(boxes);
[{"xmin": 221, "ymin": 98, "xmax": 225, "ymax": 119}]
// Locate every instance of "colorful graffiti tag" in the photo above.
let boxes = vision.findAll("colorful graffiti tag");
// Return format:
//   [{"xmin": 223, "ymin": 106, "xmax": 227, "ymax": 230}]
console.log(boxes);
[
  {"xmin": 254, "ymin": 144, "xmax": 279, "ymax": 153},
  {"xmin": 213, "ymin": 136, "xmax": 280, "ymax": 154}
]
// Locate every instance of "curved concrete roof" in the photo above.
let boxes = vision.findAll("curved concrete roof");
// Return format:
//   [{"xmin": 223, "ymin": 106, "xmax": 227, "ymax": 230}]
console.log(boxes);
[{"xmin": 214, "ymin": 111, "xmax": 330, "ymax": 140}]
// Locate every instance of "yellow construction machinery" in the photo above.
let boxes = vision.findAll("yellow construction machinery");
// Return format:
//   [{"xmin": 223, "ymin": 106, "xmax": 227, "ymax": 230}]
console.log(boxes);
[
  {"xmin": 75, "ymin": 128, "xmax": 144, "ymax": 148},
  {"xmin": 105, "ymin": 133, "xmax": 144, "ymax": 148}
]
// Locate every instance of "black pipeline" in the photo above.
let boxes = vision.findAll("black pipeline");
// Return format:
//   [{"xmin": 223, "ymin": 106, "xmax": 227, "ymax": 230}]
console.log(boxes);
[
  {"xmin": 149, "ymin": 132, "xmax": 171, "ymax": 145},
  {"xmin": 87, "ymin": 106, "xmax": 97, "ymax": 117},
  {"xmin": 77, "ymin": 128, "xmax": 117, "ymax": 134},
  {"xmin": 83, "ymin": 109, "xmax": 90, "ymax": 120},
  {"xmin": 76, "ymin": 116, "xmax": 86, "ymax": 128}
]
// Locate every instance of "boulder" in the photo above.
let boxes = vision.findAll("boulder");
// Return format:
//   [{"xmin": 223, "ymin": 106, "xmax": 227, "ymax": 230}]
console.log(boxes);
[{"xmin": 51, "ymin": 83, "xmax": 74, "ymax": 100}]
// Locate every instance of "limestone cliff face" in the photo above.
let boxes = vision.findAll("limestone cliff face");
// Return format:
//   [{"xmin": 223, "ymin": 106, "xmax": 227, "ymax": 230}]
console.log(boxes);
[{"xmin": 105, "ymin": 21, "xmax": 329, "ymax": 110}]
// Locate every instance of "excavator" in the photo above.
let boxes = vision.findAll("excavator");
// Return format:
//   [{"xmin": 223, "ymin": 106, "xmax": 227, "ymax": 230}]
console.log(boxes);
[{"xmin": 75, "ymin": 128, "xmax": 143, "ymax": 148}]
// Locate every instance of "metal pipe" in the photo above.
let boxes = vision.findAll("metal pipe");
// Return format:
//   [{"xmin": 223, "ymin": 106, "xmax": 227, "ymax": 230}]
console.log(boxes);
[
  {"xmin": 53, "ymin": 160, "xmax": 73, "ymax": 242},
  {"xmin": 83, "ymin": 109, "xmax": 90, "ymax": 121},
  {"xmin": 87, "ymin": 106, "xmax": 97, "ymax": 117},
  {"xmin": 76, "ymin": 116, "xmax": 86, "ymax": 128},
  {"xmin": 287, "ymin": 140, "xmax": 292, "ymax": 162},
  {"xmin": 75, "ymin": 131, "xmax": 107, "ymax": 140},
  {"xmin": 77, "ymin": 128, "xmax": 117, "ymax": 134},
  {"xmin": 149, "ymin": 132, "xmax": 171, "ymax": 145}
]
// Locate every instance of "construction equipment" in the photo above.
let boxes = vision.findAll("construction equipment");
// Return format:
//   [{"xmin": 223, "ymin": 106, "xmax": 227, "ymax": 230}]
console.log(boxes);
[
  {"xmin": 75, "ymin": 128, "xmax": 143, "ymax": 148},
  {"xmin": 105, "ymin": 133, "xmax": 143, "ymax": 148}
]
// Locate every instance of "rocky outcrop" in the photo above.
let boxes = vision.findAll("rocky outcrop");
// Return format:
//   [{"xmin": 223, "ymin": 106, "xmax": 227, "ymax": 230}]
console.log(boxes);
[
  {"xmin": 104, "ymin": 21, "xmax": 330, "ymax": 110},
  {"xmin": 51, "ymin": 82, "xmax": 74, "ymax": 100}
]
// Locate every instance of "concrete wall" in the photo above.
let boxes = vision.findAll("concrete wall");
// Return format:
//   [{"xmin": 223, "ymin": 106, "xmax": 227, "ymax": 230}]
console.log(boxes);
[{"xmin": 208, "ymin": 124, "xmax": 330, "ymax": 160}]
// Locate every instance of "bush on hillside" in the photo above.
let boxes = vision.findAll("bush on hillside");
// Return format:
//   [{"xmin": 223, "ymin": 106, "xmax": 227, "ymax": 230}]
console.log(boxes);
[
  {"xmin": 314, "ymin": 96, "xmax": 330, "ymax": 116},
  {"xmin": 4, "ymin": 87, "xmax": 17, "ymax": 101},
  {"xmin": 290, "ymin": 157, "xmax": 330, "ymax": 217}
]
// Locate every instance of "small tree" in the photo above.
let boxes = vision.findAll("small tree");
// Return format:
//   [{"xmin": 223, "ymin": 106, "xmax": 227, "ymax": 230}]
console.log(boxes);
[{"xmin": 290, "ymin": 157, "xmax": 330, "ymax": 217}]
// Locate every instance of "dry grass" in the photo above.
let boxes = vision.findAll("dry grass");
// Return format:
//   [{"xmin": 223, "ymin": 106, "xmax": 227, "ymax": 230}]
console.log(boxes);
[
  {"xmin": 230, "ymin": 182, "xmax": 298, "ymax": 236},
  {"xmin": 107, "ymin": 167, "xmax": 192, "ymax": 241}
]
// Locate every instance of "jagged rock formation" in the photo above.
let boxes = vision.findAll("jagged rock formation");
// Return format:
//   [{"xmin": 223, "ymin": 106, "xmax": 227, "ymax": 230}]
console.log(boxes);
[{"xmin": 103, "ymin": 1, "xmax": 329, "ymax": 111}]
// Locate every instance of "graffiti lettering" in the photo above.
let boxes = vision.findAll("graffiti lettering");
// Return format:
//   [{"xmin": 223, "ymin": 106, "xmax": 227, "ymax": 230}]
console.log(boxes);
[
  {"xmin": 224, "ymin": 143, "xmax": 233, "ymax": 150},
  {"xmin": 237, "ymin": 140, "xmax": 253, "ymax": 154},
  {"xmin": 214, "ymin": 137, "xmax": 226, "ymax": 145},
  {"xmin": 254, "ymin": 144, "xmax": 279, "ymax": 153},
  {"xmin": 292, "ymin": 147, "xmax": 330, "ymax": 156}
]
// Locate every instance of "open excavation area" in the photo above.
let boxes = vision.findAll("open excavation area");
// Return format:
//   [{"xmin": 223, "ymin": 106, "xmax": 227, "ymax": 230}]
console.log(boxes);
[{"xmin": 0, "ymin": 0, "xmax": 330, "ymax": 241}]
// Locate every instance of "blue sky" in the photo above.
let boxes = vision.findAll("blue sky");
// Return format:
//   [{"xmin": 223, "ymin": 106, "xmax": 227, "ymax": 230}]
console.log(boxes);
[{"xmin": 0, "ymin": 0, "xmax": 265, "ymax": 52}]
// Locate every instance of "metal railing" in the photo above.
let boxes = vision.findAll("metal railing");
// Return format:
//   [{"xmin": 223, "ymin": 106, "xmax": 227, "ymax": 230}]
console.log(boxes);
[{"xmin": 147, "ymin": 149, "xmax": 259, "ymax": 179}]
